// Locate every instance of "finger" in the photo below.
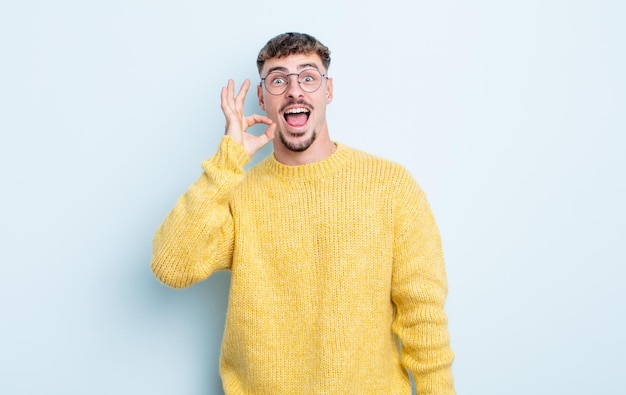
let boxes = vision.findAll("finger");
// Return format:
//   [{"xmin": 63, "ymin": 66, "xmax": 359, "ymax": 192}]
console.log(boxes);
[
  {"xmin": 263, "ymin": 122, "xmax": 276, "ymax": 141},
  {"xmin": 227, "ymin": 79, "xmax": 235, "ymax": 103},
  {"xmin": 250, "ymin": 122, "xmax": 276, "ymax": 153},
  {"xmin": 234, "ymin": 79, "xmax": 250, "ymax": 110},
  {"xmin": 220, "ymin": 79, "xmax": 235, "ymax": 114},
  {"xmin": 245, "ymin": 114, "xmax": 274, "ymax": 127},
  {"xmin": 220, "ymin": 86, "xmax": 228, "ymax": 113}
]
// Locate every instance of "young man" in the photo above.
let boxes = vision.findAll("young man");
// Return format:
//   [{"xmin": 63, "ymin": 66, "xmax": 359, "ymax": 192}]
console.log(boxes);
[{"xmin": 152, "ymin": 32, "xmax": 455, "ymax": 394}]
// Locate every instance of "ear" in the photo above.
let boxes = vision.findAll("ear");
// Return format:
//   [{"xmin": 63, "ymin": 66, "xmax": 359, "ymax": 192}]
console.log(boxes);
[
  {"xmin": 325, "ymin": 77, "xmax": 334, "ymax": 104},
  {"xmin": 257, "ymin": 84, "xmax": 265, "ymax": 111}
]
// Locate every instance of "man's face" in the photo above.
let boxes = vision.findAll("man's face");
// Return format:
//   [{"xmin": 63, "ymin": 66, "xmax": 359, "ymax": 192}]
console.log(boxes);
[{"xmin": 257, "ymin": 53, "xmax": 333, "ymax": 153}]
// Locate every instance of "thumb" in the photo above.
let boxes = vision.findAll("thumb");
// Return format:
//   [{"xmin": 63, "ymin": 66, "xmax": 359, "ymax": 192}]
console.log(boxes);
[
  {"xmin": 264, "ymin": 122, "xmax": 276, "ymax": 141},
  {"xmin": 243, "ymin": 122, "xmax": 275, "ymax": 157},
  {"xmin": 255, "ymin": 122, "xmax": 276, "ymax": 149}
]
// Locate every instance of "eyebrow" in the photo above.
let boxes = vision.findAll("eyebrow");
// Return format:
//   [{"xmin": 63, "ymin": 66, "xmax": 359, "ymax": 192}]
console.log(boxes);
[{"xmin": 265, "ymin": 63, "xmax": 321, "ymax": 75}]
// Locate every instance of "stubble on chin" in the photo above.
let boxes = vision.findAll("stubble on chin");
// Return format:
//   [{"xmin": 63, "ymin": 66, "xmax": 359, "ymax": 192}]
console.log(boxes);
[{"xmin": 278, "ymin": 129, "xmax": 317, "ymax": 153}]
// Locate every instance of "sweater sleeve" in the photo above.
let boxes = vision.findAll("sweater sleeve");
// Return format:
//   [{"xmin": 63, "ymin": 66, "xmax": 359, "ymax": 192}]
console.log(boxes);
[
  {"xmin": 390, "ymin": 170, "xmax": 455, "ymax": 394},
  {"xmin": 151, "ymin": 136, "xmax": 250, "ymax": 288}
]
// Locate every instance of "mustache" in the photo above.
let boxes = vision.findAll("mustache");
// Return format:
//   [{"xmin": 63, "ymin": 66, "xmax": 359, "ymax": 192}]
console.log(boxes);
[{"xmin": 279, "ymin": 100, "xmax": 313, "ymax": 113}]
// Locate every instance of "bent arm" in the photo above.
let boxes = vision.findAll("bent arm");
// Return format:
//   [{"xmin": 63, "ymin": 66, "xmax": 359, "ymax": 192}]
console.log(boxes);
[
  {"xmin": 391, "ymin": 173, "xmax": 455, "ymax": 395},
  {"xmin": 151, "ymin": 136, "xmax": 250, "ymax": 288}
]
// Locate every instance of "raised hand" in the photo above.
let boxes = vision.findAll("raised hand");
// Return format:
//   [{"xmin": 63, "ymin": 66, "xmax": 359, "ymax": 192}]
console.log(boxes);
[{"xmin": 220, "ymin": 79, "xmax": 276, "ymax": 158}]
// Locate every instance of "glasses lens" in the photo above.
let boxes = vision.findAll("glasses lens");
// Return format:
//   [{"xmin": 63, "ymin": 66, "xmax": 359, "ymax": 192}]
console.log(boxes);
[
  {"xmin": 299, "ymin": 70, "xmax": 322, "ymax": 92},
  {"xmin": 265, "ymin": 72, "xmax": 288, "ymax": 95}
]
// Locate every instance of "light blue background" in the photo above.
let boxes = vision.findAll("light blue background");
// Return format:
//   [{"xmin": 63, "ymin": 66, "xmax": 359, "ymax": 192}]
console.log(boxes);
[{"xmin": 1, "ymin": 1, "xmax": 624, "ymax": 394}]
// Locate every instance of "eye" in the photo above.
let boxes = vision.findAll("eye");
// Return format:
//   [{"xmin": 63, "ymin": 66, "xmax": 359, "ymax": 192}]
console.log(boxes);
[
  {"xmin": 269, "ymin": 73, "xmax": 287, "ymax": 86},
  {"xmin": 300, "ymin": 71, "xmax": 319, "ymax": 84}
]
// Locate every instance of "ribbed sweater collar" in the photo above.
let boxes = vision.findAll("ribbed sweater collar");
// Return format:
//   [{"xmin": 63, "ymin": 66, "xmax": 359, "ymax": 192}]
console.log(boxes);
[{"xmin": 260, "ymin": 142, "xmax": 351, "ymax": 181}]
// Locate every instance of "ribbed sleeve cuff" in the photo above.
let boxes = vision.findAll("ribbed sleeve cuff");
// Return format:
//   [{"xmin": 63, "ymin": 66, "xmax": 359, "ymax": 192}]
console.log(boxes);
[{"xmin": 202, "ymin": 136, "xmax": 251, "ymax": 174}]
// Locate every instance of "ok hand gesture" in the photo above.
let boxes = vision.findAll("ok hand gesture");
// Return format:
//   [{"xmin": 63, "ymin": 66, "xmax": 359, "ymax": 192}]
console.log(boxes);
[{"xmin": 221, "ymin": 79, "xmax": 276, "ymax": 158}]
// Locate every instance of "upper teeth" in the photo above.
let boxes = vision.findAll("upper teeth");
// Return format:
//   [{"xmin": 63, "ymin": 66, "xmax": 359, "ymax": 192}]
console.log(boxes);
[{"xmin": 285, "ymin": 108, "xmax": 309, "ymax": 114}]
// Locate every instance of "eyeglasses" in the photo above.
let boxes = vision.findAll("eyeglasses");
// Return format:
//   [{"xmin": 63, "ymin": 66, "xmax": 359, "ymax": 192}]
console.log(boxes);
[{"xmin": 261, "ymin": 69, "xmax": 328, "ymax": 95}]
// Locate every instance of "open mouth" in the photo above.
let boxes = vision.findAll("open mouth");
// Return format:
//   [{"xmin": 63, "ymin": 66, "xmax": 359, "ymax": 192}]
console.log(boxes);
[{"xmin": 283, "ymin": 107, "xmax": 310, "ymax": 128}]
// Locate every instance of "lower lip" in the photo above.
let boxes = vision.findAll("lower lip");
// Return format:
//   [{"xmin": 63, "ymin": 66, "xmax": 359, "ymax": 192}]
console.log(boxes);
[{"xmin": 283, "ymin": 120, "xmax": 308, "ymax": 133}]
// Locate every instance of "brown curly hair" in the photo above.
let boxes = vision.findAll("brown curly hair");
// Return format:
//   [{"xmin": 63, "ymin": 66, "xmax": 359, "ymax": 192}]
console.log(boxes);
[{"xmin": 256, "ymin": 32, "xmax": 331, "ymax": 74}]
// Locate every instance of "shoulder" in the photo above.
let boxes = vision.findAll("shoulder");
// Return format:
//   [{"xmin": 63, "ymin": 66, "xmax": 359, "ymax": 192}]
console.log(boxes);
[
  {"xmin": 339, "ymin": 143, "xmax": 418, "ymax": 184},
  {"xmin": 341, "ymin": 144, "xmax": 428, "ymax": 210}
]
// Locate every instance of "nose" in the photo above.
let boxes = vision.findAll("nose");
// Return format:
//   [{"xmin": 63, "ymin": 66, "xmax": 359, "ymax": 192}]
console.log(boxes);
[{"xmin": 285, "ymin": 74, "xmax": 305, "ymax": 98}]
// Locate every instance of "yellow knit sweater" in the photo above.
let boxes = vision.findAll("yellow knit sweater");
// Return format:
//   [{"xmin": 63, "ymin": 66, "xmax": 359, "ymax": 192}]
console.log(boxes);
[{"xmin": 152, "ymin": 136, "xmax": 455, "ymax": 394}]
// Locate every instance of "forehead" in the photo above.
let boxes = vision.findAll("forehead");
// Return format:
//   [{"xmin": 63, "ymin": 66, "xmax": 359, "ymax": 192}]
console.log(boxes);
[{"xmin": 261, "ymin": 53, "xmax": 325, "ymax": 75}]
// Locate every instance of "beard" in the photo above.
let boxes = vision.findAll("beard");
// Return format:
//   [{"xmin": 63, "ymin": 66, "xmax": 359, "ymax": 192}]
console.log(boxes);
[{"xmin": 278, "ymin": 129, "xmax": 317, "ymax": 152}]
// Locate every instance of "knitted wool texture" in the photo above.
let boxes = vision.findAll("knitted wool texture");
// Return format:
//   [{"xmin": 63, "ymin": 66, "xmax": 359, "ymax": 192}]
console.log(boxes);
[{"xmin": 152, "ymin": 136, "xmax": 455, "ymax": 394}]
